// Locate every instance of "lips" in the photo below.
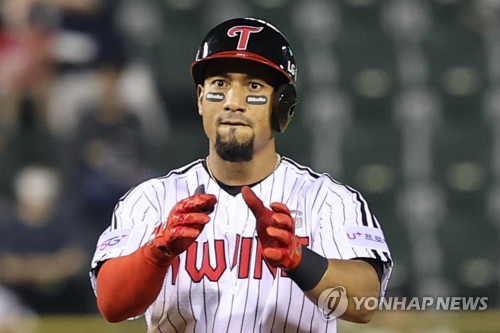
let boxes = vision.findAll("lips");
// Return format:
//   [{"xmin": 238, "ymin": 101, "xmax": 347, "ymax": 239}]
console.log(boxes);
[
  {"xmin": 219, "ymin": 117, "xmax": 249, "ymax": 126},
  {"xmin": 221, "ymin": 120, "xmax": 248, "ymax": 126}
]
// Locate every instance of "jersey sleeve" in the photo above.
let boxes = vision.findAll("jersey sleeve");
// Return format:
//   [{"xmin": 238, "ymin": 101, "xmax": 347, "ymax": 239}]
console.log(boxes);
[
  {"xmin": 307, "ymin": 176, "xmax": 393, "ymax": 296},
  {"xmin": 89, "ymin": 179, "xmax": 165, "ymax": 290}
]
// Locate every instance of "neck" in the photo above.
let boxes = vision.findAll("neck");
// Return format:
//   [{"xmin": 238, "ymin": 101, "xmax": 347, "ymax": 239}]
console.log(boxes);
[{"xmin": 206, "ymin": 149, "xmax": 280, "ymax": 186}]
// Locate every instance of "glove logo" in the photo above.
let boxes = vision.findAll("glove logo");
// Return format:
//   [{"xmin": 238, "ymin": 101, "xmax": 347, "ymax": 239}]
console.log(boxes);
[
  {"xmin": 318, "ymin": 286, "xmax": 348, "ymax": 320},
  {"xmin": 227, "ymin": 26, "xmax": 264, "ymax": 50}
]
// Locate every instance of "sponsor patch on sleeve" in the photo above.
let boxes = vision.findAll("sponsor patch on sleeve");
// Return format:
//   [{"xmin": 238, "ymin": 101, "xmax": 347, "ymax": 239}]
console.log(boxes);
[
  {"xmin": 95, "ymin": 228, "xmax": 132, "ymax": 256},
  {"xmin": 342, "ymin": 226, "xmax": 389, "ymax": 252}
]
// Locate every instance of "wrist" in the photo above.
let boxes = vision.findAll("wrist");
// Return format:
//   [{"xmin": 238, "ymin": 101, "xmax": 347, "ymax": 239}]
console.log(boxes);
[
  {"xmin": 142, "ymin": 243, "xmax": 174, "ymax": 267},
  {"xmin": 286, "ymin": 246, "xmax": 328, "ymax": 291},
  {"xmin": 286, "ymin": 235, "xmax": 303, "ymax": 270}
]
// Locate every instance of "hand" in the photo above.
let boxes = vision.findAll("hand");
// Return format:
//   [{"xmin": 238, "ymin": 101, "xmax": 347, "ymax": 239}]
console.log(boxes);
[
  {"xmin": 241, "ymin": 186, "xmax": 302, "ymax": 270},
  {"xmin": 150, "ymin": 185, "xmax": 217, "ymax": 259}
]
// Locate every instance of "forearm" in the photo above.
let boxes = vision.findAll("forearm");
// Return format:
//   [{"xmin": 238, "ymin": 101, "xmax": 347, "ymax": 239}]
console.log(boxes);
[
  {"xmin": 96, "ymin": 244, "xmax": 171, "ymax": 322},
  {"xmin": 96, "ymin": 187, "xmax": 216, "ymax": 322},
  {"xmin": 287, "ymin": 247, "xmax": 381, "ymax": 323},
  {"xmin": 306, "ymin": 259, "xmax": 380, "ymax": 323}
]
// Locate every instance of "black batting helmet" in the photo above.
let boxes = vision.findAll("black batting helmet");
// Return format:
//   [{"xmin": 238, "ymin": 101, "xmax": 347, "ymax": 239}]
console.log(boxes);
[{"xmin": 191, "ymin": 17, "xmax": 298, "ymax": 133}]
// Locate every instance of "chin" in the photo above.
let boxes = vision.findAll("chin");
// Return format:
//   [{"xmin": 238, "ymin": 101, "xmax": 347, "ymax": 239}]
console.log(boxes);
[{"xmin": 215, "ymin": 131, "xmax": 254, "ymax": 162}]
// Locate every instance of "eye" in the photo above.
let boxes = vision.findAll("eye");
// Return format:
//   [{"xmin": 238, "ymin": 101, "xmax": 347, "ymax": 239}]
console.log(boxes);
[
  {"xmin": 249, "ymin": 82, "xmax": 263, "ymax": 90},
  {"xmin": 211, "ymin": 79, "xmax": 226, "ymax": 88}
]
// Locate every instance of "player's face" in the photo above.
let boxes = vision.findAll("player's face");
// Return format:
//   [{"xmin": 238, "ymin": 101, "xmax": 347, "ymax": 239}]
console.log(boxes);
[{"xmin": 198, "ymin": 60, "xmax": 277, "ymax": 162}]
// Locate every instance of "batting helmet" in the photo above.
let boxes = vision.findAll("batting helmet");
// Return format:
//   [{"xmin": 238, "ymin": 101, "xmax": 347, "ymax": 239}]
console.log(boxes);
[{"xmin": 191, "ymin": 17, "xmax": 298, "ymax": 133}]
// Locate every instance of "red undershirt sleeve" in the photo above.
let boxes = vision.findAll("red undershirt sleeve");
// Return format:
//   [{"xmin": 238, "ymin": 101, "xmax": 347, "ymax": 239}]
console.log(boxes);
[{"xmin": 96, "ymin": 244, "xmax": 172, "ymax": 322}]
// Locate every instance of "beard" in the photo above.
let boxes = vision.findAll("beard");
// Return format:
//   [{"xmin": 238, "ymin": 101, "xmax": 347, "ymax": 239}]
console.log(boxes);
[{"xmin": 215, "ymin": 132, "xmax": 254, "ymax": 162}]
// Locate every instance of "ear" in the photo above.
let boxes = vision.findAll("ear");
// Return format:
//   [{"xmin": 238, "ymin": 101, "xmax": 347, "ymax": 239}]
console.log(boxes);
[{"xmin": 197, "ymin": 85, "xmax": 204, "ymax": 116}]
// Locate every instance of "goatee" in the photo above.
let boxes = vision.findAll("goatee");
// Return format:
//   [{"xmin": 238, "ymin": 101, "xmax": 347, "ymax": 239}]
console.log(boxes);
[{"xmin": 215, "ymin": 133, "xmax": 254, "ymax": 162}]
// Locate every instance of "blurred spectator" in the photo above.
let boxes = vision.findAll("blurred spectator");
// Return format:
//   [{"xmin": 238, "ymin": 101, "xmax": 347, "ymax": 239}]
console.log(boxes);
[
  {"xmin": 0, "ymin": 0, "xmax": 169, "ymax": 230},
  {"xmin": 45, "ymin": 0, "xmax": 171, "ymax": 150},
  {"xmin": 0, "ymin": 0, "xmax": 60, "ymax": 197},
  {"xmin": 0, "ymin": 99, "xmax": 59, "ymax": 198},
  {"xmin": 0, "ymin": 165, "xmax": 92, "ymax": 314},
  {"xmin": 70, "ymin": 64, "xmax": 155, "ymax": 235},
  {"xmin": 0, "ymin": 0, "xmax": 58, "ymax": 123},
  {"xmin": 43, "ymin": 0, "xmax": 127, "ymax": 139}
]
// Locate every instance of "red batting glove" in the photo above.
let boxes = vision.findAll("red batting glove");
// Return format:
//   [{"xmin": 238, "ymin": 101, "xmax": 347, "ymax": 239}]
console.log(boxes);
[
  {"xmin": 149, "ymin": 185, "xmax": 217, "ymax": 260},
  {"xmin": 241, "ymin": 186, "xmax": 302, "ymax": 270}
]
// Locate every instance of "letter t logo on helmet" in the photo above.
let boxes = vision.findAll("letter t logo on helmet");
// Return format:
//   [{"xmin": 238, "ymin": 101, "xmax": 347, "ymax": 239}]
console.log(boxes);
[
  {"xmin": 191, "ymin": 17, "xmax": 299, "ymax": 133},
  {"xmin": 227, "ymin": 26, "xmax": 264, "ymax": 50}
]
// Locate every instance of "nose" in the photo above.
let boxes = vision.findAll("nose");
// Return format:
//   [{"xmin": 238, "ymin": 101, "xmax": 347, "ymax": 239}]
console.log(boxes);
[{"xmin": 223, "ymin": 85, "xmax": 246, "ymax": 112}]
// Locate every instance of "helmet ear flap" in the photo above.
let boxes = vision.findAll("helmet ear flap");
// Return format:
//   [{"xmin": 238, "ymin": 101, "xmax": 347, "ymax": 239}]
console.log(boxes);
[{"xmin": 272, "ymin": 84, "xmax": 298, "ymax": 133}]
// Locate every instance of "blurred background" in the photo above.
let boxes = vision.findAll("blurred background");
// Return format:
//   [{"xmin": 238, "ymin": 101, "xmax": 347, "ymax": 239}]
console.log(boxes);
[{"xmin": 0, "ymin": 0, "xmax": 499, "ymax": 332}]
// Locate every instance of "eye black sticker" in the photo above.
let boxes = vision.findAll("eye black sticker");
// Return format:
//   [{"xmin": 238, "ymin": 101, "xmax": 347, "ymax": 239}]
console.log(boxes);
[
  {"xmin": 246, "ymin": 95, "xmax": 268, "ymax": 105},
  {"xmin": 206, "ymin": 92, "xmax": 225, "ymax": 102}
]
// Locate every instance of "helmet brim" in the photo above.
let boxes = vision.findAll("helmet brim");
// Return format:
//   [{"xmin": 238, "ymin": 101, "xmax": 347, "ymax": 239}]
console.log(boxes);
[{"xmin": 191, "ymin": 51, "xmax": 294, "ymax": 86}]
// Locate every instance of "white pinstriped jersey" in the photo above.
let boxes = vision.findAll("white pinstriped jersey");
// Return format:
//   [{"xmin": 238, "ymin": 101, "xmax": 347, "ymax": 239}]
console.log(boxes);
[{"xmin": 90, "ymin": 156, "xmax": 392, "ymax": 333}]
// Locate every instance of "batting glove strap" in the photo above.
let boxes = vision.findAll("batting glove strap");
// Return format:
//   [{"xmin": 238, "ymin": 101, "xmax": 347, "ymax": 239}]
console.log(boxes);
[
  {"xmin": 286, "ymin": 246, "xmax": 329, "ymax": 291},
  {"xmin": 263, "ymin": 234, "xmax": 303, "ymax": 270},
  {"xmin": 146, "ymin": 226, "xmax": 177, "ymax": 263},
  {"xmin": 143, "ymin": 242, "xmax": 174, "ymax": 267}
]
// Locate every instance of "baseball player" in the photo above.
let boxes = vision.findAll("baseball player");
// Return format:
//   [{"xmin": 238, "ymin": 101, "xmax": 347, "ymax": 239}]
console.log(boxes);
[{"xmin": 90, "ymin": 17, "xmax": 392, "ymax": 332}]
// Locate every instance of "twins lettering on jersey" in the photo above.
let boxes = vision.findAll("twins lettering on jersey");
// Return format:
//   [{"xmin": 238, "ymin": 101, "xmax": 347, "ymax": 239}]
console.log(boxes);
[{"xmin": 166, "ymin": 235, "xmax": 309, "ymax": 285}]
